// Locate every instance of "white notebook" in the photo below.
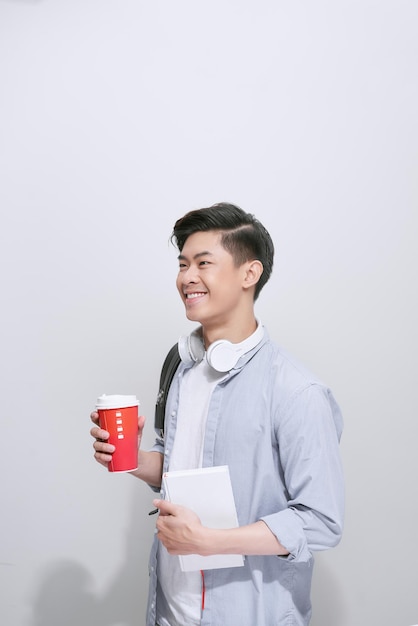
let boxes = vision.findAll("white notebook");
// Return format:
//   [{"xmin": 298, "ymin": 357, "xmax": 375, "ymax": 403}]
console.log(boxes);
[{"xmin": 162, "ymin": 465, "xmax": 245, "ymax": 572}]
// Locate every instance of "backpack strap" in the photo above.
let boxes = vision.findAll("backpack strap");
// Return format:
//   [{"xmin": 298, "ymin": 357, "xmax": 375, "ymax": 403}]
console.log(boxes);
[{"xmin": 154, "ymin": 343, "xmax": 181, "ymax": 437}]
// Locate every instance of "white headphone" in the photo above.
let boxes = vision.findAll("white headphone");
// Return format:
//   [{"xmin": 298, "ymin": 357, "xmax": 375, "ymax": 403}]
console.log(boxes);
[{"xmin": 178, "ymin": 322, "xmax": 264, "ymax": 373}]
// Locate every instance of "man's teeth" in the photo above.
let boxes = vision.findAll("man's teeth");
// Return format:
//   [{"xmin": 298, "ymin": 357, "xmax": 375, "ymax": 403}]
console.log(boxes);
[{"xmin": 186, "ymin": 293, "xmax": 205, "ymax": 299}]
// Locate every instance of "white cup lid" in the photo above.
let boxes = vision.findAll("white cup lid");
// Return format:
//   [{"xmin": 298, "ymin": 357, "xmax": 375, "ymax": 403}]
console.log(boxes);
[{"xmin": 96, "ymin": 394, "xmax": 139, "ymax": 410}]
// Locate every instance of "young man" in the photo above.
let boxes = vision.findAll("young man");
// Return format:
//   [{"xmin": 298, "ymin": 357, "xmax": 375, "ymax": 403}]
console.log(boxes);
[{"xmin": 91, "ymin": 203, "xmax": 344, "ymax": 626}]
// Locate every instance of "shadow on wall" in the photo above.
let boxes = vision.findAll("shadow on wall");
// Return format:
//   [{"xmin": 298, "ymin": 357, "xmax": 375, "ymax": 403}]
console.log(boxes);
[
  {"xmin": 30, "ymin": 557, "xmax": 146, "ymax": 626},
  {"xmin": 30, "ymin": 560, "xmax": 103, "ymax": 626},
  {"xmin": 30, "ymin": 489, "xmax": 154, "ymax": 626},
  {"xmin": 310, "ymin": 553, "xmax": 346, "ymax": 626}
]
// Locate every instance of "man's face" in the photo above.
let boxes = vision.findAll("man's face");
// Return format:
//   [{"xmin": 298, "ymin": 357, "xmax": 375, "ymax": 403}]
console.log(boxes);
[{"xmin": 176, "ymin": 230, "xmax": 249, "ymax": 331}]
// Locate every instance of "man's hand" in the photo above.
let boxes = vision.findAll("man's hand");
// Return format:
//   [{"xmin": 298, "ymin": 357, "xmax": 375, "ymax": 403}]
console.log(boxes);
[
  {"xmin": 90, "ymin": 411, "xmax": 146, "ymax": 470},
  {"xmin": 153, "ymin": 499, "xmax": 207, "ymax": 556},
  {"xmin": 153, "ymin": 498, "xmax": 290, "ymax": 558}
]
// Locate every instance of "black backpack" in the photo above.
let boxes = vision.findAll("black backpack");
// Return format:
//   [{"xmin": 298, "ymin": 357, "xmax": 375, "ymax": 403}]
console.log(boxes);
[{"xmin": 154, "ymin": 344, "xmax": 181, "ymax": 436}]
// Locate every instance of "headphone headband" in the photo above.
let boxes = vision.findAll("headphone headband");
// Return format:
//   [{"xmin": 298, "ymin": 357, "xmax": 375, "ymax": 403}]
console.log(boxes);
[{"xmin": 178, "ymin": 322, "xmax": 264, "ymax": 372}]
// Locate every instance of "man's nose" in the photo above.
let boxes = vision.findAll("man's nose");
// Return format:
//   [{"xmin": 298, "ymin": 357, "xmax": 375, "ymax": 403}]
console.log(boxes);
[{"xmin": 181, "ymin": 265, "xmax": 199, "ymax": 283}]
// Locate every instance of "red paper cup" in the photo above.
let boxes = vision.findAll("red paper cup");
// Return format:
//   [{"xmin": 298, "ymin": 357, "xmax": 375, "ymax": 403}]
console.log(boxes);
[{"xmin": 96, "ymin": 394, "xmax": 139, "ymax": 472}]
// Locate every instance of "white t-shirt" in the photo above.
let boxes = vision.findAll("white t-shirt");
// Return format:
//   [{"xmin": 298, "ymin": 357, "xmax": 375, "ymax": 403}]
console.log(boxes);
[{"xmin": 156, "ymin": 357, "xmax": 226, "ymax": 626}]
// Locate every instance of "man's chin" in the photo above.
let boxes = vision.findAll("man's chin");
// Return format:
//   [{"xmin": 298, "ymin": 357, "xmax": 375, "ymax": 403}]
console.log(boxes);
[{"xmin": 185, "ymin": 310, "xmax": 202, "ymax": 322}]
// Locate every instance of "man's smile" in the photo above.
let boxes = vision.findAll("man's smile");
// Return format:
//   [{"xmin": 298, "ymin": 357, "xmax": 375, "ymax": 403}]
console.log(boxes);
[{"xmin": 185, "ymin": 291, "xmax": 207, "ymax": 300}]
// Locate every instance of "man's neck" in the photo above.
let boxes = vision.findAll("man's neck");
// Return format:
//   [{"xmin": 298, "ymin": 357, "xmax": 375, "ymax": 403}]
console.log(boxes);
[{"xmin": 202, "ymin": 314, "xmax": 258, "ymax": 348}]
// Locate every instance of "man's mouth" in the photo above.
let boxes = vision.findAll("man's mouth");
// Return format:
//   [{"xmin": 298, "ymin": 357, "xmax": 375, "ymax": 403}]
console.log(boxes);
[{"xmin": 185, "ymin": 292, "xmax": 207, "ymax": 300}]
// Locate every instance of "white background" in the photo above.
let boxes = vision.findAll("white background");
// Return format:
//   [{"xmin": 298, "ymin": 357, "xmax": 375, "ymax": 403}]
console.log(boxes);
[{"xmin": 0, "ymin": 1, "xmax": 417, "ymax": 625}]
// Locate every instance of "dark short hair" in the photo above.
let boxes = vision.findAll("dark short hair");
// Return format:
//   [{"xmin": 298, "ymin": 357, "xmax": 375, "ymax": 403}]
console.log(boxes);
[{"xmin": 171, "ymin": 202, "xmax": 274, "ymax": 300}]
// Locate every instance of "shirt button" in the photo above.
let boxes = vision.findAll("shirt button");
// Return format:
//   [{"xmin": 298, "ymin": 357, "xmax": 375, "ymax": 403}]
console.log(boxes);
[{"xmin": 171, "ymin": 411, "xmax": 176, "ymax": 416}]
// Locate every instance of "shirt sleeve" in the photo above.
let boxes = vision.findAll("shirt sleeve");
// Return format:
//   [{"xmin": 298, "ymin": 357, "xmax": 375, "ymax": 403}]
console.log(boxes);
[
  {"xmin": 145, "ymin": 436, "xmax": 164, "ymax": 492},
  {"xmin": 260, "ymin": 383, "xmax": 344, "ymax": 562},
  {"xmin": 150, "ymin": 435, "xmax": 164, "ymax": 456}
]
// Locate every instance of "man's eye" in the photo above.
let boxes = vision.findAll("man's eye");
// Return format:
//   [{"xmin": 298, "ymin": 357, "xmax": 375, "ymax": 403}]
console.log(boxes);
[{"xmin": 199, "ymin": 261, "xmax": 209, "ymax": 266}]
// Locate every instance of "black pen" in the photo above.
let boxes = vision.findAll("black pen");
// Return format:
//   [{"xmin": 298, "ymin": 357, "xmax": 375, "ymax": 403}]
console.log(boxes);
[{"xmin": 148, "ymin": 508, "xmax": 159, "ymax": 516}]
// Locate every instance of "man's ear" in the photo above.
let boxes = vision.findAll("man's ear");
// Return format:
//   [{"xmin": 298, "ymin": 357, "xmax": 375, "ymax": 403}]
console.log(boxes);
[{"xmin": 243, "ymin": 260, "xmax": 263, "ymax": 291}]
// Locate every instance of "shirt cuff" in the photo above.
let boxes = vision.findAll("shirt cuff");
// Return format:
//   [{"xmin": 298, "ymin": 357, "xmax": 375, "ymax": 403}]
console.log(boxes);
[{"xmin": 260, "ymin": 508, "xmax": 311, "ymax": 563}]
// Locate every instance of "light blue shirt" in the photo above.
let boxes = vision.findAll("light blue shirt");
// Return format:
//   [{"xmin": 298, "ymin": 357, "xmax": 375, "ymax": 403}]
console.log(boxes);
[{"xmin": 146, "ymin": 329, "xmax": 344, "ymax": 626}]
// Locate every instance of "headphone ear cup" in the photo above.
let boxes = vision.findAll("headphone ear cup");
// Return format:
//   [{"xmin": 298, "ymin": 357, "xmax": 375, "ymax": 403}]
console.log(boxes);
[
  {"xmin": 207, "ymin": 340, "xmax": 239, "ymax": 372},
  {"xmin": 189, "ymin": 330, "xmax": 205, "ymax": 363},
  {"xmin": 178, "ymin": 334, "xmax": 192, "ymax": 365},
  {"xmin": 178, "ymin": 329, "xmax": 205, "ymax": 366}
]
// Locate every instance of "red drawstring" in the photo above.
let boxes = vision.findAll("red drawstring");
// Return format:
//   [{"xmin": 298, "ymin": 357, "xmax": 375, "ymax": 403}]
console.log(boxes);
[{"xmin": 200, "ymin": 570, "xmax": 205, "ymax": 610}]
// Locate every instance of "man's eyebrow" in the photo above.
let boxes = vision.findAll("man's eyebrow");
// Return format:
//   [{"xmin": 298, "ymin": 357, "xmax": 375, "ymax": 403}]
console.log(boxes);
[{"xmin": 177, "ymin": 251, "xmax": 214, "ymax": 261}]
